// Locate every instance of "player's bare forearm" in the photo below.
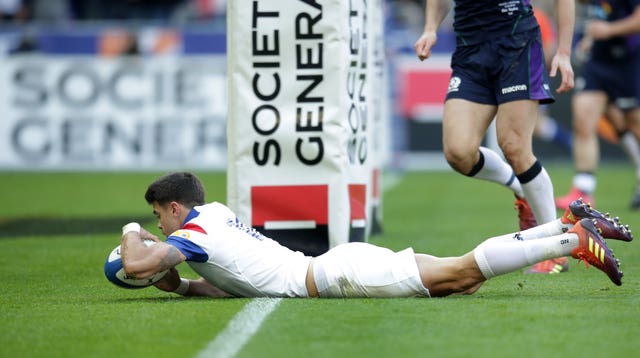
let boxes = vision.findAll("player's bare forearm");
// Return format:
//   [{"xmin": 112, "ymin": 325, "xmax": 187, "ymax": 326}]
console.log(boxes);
[
  {"xmin": 414, "ymin": 0, "xmax": 452, "ymax": 61},
  {"xmin": 158, "ymin": 245, "xmax": 184, "ymax": 272},
  {"xmin": 555, "ymin": 0, "xmax": 574, "ymax": 59},
  {"xmin": 589, "ymin": 7, "xmax": 640, "ymax": 39},
  {"xmin": 155, "ymin": 272, "xmax": 233, "ymax": 298},
  {"xmin": 188, "ymin": 278, "xmax": 234, "ymax": 298},
  {"xmin": 121, "ymin": 231, "xmax": 185, "ymax": 279},
  {"xmin": 120, "ymin": 231, "xmax": 147, "ymax": 272},
  {"xmin": 424, "ymin": 0, "xmax": 451, "ymax": 33},
  {"xmin": 552, "ymin": 0, "xmax": 575, "ymax": 92}
]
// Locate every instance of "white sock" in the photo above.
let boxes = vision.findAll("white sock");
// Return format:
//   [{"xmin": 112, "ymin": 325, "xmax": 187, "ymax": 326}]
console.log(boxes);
[
  {"xmin": 573, "ymin": 173, "xmax": 596, "ymax": 194},
  {"xmin": 521, "ymin": 167, "xmax": 556, "ymax": 225},
  {"xmin": 473, "ymin": 147, "xmax": 524, "ymax": 197},
  {"xmin": 479, "ymin": 219, "xmax": 571, "ymax": 244},
  {"xmin": 473, "ymin": 233, "xmax": 579, "ymax": 278}
]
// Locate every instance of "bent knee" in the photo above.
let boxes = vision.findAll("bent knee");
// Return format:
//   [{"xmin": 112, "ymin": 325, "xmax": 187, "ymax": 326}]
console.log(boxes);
[{"xmin": 443, "ymin": 146, "xmax": 479, "ymax": 174}]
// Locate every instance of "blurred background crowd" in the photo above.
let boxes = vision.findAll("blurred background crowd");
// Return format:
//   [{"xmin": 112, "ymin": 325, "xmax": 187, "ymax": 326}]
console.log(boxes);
[
  {"xmin": 0, "ymin": 0, "xmax": 626, "ymax": 168},
  {"xmin": 0, "ymin": 0, "xmax": 226, "ymax": 23}
]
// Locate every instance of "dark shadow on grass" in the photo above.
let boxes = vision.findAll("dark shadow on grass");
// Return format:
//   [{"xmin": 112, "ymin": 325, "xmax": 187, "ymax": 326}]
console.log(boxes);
[
  {"xmin": 0, "ymin": 216, "xmax": 155, "ymax": 238},
  {"xmin": 106, "ymin": 296, "xmax": 241, "ymax": 303}
]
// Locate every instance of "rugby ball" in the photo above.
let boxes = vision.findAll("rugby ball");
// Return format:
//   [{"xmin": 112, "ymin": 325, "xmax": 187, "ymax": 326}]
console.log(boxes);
[{"xmin": 104, "ymin": 240, "xmax": 168, "ymax": 289}]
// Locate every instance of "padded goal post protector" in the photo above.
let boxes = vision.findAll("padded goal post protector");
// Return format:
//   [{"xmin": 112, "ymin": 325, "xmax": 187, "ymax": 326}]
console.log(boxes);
[{"xmin": 227, "ymin": 0, "xmax": 387, "ymax": 256}]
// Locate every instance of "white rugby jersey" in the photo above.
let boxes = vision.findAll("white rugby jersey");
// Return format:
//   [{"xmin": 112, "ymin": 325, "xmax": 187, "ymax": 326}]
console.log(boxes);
[{"xmin": 165, "ymin": 202, "xmax": 312, "ymax": 297}]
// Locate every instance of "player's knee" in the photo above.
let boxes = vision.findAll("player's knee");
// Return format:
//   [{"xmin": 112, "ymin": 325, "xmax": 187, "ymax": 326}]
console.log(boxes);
[
  {"xmin": 443, "ymin": 146, "xmax": 475, "ymax": 173},
  {"xmin": 573, "ymin": 122, "xmax": 596, "ymax": 138}
]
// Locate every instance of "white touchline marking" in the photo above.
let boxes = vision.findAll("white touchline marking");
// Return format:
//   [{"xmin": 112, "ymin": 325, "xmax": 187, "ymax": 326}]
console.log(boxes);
[{"xmin": 195, "ymin": 298, "xmax": 282, "ymax": 358}]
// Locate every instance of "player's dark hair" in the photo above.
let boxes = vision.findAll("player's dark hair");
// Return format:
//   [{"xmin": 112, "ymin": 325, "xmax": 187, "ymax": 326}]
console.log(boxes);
[{"xmin": 145, "ymin": 172, "xmax": 205, "ymax": 208}]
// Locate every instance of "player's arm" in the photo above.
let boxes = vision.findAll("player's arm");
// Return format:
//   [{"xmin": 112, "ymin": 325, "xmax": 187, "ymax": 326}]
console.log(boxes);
[
  {"xmin": 120, "ymin": 223, "xmax": 186, "ymax": 279},
  {"xmin": 587, "ymin": 6, "xmax": 640, "ymax": 39},
  {"xmin": 414, "ymin": 0, "xmax": 452, "ymax": 61},
  {"xmin": 550, "ymin": 0, "xmax": 575, "ymax": 93},
  {"xmin": 154, "ymin": 269, "xmax": 234, "ymax": 298}
]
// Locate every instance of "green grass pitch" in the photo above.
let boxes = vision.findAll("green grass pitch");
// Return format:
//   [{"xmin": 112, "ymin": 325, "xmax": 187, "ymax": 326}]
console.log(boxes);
[{"xmin": 1, "ymin": 165, "xmax": 639, "ymax": 357}]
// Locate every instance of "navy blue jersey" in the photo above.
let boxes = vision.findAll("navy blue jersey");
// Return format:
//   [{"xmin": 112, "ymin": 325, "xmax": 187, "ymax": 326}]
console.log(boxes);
[
  {"xmin": 586, "ymin": 0, "xmax": 640, "ymax": 61},
  {"xmin": 453, "ymin": 0, "xmax": 539, "ymax": 45}
]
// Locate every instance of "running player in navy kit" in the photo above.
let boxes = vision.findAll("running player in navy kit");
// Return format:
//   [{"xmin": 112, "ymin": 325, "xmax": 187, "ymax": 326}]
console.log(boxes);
[
  {"xmin": 414, "ymin": 1, "xmax": 575, "ymax": 273},
  {"xmin": 555, "ymin": 0, "xmax": 640, "ymax": 210}
]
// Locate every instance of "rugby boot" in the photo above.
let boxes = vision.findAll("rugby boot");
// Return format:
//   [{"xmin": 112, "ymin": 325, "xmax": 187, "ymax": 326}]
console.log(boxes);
[
  {"xmin": 561, "ymin": 198, "xmax": 633, "ymax": 242},
  {"xmin": 570, "ymin": 219, "xmax": 623, "ymax": 286},
  {"xmin": 514, "ymin": 195, "xmax": 537, "ymax": 231}
]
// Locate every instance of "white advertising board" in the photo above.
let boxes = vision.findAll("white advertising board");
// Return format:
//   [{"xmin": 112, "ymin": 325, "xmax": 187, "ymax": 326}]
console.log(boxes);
[
  {"xmin": 0, "ymin": 55, "xmax": 228, "ymax": 170},
  {"xmin": 227, "ymin": 0, "xmax": 385, "ymax": 255}
]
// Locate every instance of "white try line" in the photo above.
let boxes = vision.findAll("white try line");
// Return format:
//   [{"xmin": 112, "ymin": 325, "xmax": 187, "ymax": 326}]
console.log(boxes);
[{"xmin": 195, "ymin": 298, "xmax": 282, "ymax": 358}]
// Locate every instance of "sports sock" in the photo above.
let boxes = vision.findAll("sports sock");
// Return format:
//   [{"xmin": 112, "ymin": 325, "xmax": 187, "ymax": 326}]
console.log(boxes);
[
  {"xmin": 517, "ymin": 161, "xmax": 556, "ymax": 225},
  {"xmin": 476, "ymin": 219, "xmax": 569, "ymax": 244},
  {"xmin": 573, "ymin": 172, "xmax": 596, "ymax": 194},
  {"xmin": 473, "ymin": 233, "xmax": 579, "ymax": 278},
  {"xmin": 467, "ymin": 146, "xmax": 524, "ymax": 197}
]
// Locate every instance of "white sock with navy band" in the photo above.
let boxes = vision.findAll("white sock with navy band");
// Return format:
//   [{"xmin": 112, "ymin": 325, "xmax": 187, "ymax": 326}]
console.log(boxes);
[
  {"xmin": 573, "ymin": 172, "xmax": 596, "ymax": 194},
  {"xmin": 467, "ymin": 146, "xmax": 524, "ymax": 197},
  {"xmin": 473, "ymin": 233, "xmax": 579, "ymax": 278},
  {"xmin": 518, "ymin": 161, "xmax": 556, "ymax": 225}
]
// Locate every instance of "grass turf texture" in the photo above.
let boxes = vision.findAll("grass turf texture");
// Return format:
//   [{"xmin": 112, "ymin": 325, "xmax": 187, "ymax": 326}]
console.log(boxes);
[{"xmin": 1, "ymin": 165, "xmax": 639, "ymax": 357}]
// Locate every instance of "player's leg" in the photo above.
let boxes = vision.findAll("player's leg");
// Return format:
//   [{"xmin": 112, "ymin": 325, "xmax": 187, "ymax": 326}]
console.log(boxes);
[
  {"xmin": 414, "ymin": 252, "xmax": 486, "ymax": 297},
  {"xmin": 484, "ymin": 200, "xmax": 633, "ymax": 273},
  {"xmin": 442, "ymin": 99, "xmax": 497, "ymax": 175},
  {"xmin": 473, "ymin": 220, "xmax": 624, "ymax": 285},
  {"xmin": 594, "ymin": 104, "xmax": 640, "ymax": 210},
  {"xmin": 495, "ymin": 99, "xmax": 556, "ymax": 226},
  {"xmin": 416, "ymin": 201, "xmax": 632, "ymax": 297},
  {"xmin": 474, "ymin": 215, "xmax": 627, "ymax": 286},
  {"xmin": 494, "ymin": 28, "xmax": 558, "ymax": 232},
  {"xmin": 480, "ymin": 197, "xmax": 633, "ymax": 245},
  {"xmin": 443, "ymin": 99, "xmax": 534, "ymax": 229},
  {"xmin": 493, "ymin": 26, "xmax": 558, "ymax": 227},
  {"xmin": 556, "ymin": 92, "xmax": 608, "ymax": 209},
  {"xmin": 443, "ymin": 42, "xmax": 527, "ymax": 200},
  {"xmin": 416, "ymin": 205, "xmax": 633, "ymax": 297},
  {"xmin": 312, "ymin": 243, "xmax": 431, "ymax": 298},
  {"xmin": 417, "ymin": 223, "xmax": 618, "ymax": 297}
]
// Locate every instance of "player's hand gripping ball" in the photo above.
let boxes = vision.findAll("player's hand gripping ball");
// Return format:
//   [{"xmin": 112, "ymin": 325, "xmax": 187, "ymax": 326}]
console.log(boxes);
[{"xmin": 104, "ymin": 240, "xmax": 168, "ymax": 289}]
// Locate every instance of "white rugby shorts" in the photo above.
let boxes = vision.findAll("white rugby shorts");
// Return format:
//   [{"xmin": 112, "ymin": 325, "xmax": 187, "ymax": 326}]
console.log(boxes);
[{"xmin": 312, "ymin": 242, "xmax": 431, "ymax": 298}]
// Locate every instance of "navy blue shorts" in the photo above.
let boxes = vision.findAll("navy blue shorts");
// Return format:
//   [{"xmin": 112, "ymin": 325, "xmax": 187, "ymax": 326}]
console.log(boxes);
[
  {"xmin": 577, "ymin": 56, "xmax": 640, "ymax": 111},
  {"xmin": 446, "ymin": 28, "xmax": 554, "ymax": 105}
]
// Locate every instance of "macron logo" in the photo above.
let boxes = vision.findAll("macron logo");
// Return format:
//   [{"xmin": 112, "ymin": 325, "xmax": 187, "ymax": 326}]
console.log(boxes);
[{"xmin": 501, "ymin": 84, "xmax": 527, "ymax": 94}]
